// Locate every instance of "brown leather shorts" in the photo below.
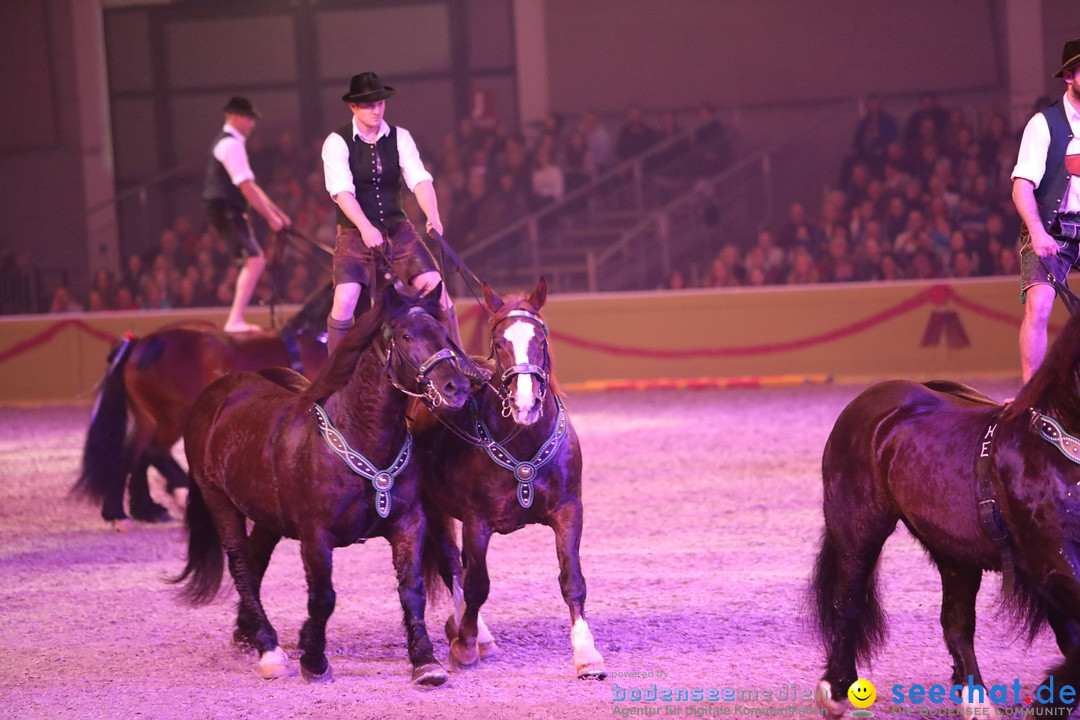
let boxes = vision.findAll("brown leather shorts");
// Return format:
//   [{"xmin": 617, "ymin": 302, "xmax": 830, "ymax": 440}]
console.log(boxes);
[{"xmin": 332, "ymin": 221, "xmax": 438, "ymax": 287}]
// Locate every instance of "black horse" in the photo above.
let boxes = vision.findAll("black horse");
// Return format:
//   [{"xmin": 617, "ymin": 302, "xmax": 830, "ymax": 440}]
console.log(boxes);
[
  {"xmin": 172, "ymin": 284, "xmax": 472, "ymax": 685},
  {"xmin": 414, "ymin": 278, "xmax": 607, "ymax": 679},
  {"xmin": 811, "ymin": 304, "xmax": 1080, "ymax": 716}
]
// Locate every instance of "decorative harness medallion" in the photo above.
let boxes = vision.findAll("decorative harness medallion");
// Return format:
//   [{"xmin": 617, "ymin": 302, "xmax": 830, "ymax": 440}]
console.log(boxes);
[
  {"xmin": 313, "ymin": 403, "xmax": 412, "ymax": 518},
  {"xmin": 1031, "ymin": 410, "xmax": 1080, "ymax": 467},
  {"xmin": 475, "ymin": 397, "xmax": 568, "ymax": 508}
]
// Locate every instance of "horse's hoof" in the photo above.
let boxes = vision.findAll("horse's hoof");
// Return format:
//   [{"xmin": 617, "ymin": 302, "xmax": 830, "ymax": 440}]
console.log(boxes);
[
  {"xmin": 258, "ymin": 647, "xmax": 289, "ymax": 679},
  {"xmin": 412, "ymin": 662, "xmax": 449, "ymax": 686},
  {"xmin": 300, "ymin": 659, "xmax": 333, "ymax": 684},
  {"xmin": 449, "ymin": 638, "xmax": 479, "ymax": 670},
  {"xmin": 816, "ymin": 681, "xmax": 847, "ymax": 720},
  {"xmin": 109, "ymin": 518, "xmax": 134, "ymax": 532},
  {"xmin": 576, "ymin": 662, "xmax": 608, "ymax": 680},
  {"xmin": 478, "ymin": 640, "xmax": 499, "ymax": 659}
]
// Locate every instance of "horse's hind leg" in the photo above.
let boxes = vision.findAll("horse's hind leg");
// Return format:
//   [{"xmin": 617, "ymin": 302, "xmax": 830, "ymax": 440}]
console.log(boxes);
[
  {"xmin": 233, "ymin": 523, "xmax": 282, "ymax": 650},
  {"xmin": 427, "ymin": 515, "xmax": 498, "ymax": 659},
  {"xmin": 201, "ymin": 484, "xmax": 286, "ymax": 679},
  {"xmin": 449, "ymin": 517, "xmax": 494, "ymax": 671},
  {"xmin": 551, "ymin": 500, "xmax": 606, "ymax": 680},
  {"xmin": 811, "ymin": 515, "xmax": 894, "ymax": 718},
  {"xmin": 127, "ymin": 453, "xmax": 173, "ymax": 523}
]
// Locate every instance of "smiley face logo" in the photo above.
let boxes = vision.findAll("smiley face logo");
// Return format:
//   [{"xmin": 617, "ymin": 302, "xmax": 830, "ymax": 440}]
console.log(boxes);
[{"xmin": 848, "ymin": 678, "xmax": 876, "ymax": 709}]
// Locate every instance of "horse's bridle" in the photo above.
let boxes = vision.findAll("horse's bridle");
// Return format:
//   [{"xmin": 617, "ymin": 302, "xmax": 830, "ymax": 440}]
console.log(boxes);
[
  {"xmin": 380, "ymin": 308, "xmax": 464, "ymax": 408},
  {"xmin": 489, "ymin": 309, "xmax": 552, "ymax": 418}
]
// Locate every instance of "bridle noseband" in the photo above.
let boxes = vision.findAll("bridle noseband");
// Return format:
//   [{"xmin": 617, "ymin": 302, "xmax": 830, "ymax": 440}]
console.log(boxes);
[{"xmin": 490, "ymin": 309, "xmax": 551, "ymax": 418}]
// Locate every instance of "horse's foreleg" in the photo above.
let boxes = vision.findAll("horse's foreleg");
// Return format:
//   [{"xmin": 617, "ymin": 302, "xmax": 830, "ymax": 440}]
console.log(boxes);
[
  {"xmin": 551, "ymin": 500, "xmax": 606, "ymax": 680},
  {"xmin": 935, "ymin": 559, "xmax": 994, "ymax": 713},
  {"xmin": 234, "ymin": 523, "xmax": 282, "ymax": 650},
  {"xmin": 389, "ymin": 513, "xmax": 448, "ymax": 686},
  {"xmin": 296, "ymin": 532, "xmax": 336, "ymax": 683},
  {"xmin": 450, "ymin": 517, "xmax": 493, "ymax": 670},
  {"xmin": 429, "ymin": 516, "xmax": 498, "ymax": 658}
]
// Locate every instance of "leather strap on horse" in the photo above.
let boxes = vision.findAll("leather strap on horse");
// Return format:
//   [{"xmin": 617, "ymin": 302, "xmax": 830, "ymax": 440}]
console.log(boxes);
[{"xmin": 975, "ymin": 416, "xmax": 1016, "ymax": 595}]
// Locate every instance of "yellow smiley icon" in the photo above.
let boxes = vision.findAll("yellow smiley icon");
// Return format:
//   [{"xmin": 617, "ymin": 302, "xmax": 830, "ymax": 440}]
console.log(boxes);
[{"xmin": 848, "ymin": 678, "xmax": 876, "ymax": 708}]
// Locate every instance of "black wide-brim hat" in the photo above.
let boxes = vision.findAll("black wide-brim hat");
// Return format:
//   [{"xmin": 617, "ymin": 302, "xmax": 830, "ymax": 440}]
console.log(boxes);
[
  {"xmin": 342, "ymin": 72, "xmax": 395, "ymax": 103},
  {"xmin": 222, "ymin": 96, "xmax": 260, "ymax": 118},
  {"xmin": 1054, "ymin": 38, "xmax": 1080, "ymax": 77}
]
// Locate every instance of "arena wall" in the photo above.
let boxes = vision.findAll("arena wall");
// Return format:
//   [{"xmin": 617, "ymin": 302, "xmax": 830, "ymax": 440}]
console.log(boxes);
[{"xmin": 0, "ymin": 277, "xmax": 1052, "ymax": 405}]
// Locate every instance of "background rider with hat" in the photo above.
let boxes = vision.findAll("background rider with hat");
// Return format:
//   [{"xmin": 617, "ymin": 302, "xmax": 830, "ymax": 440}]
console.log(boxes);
[
  {"xmin": 1013, "ymin": 38, "xmax": 1080, "ymax": 381},
  {"xmin": 202, "ymin": 96, "xmax": 292, "ymax": 333},
  {"xmin": 321, "ymin": 71, "xmax": 456, "ymax": 354}
]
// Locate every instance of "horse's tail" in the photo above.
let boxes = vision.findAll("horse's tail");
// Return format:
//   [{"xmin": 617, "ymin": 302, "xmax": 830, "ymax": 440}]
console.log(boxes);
[
  {"xmin": 72, "ymin": 334, "xmax": 136, "ymax": 503},
  {"xmin": 807, "ymin": 528, "xmax": 887, "ymax": 666},
  {"xmin": 167, "ymin": 479, "xmax": 224, "ymax": 605}
]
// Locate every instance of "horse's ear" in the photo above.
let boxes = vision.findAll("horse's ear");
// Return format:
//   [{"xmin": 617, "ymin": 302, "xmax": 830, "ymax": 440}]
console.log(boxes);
[
  {"xmin": 483, "ymin": 281, "xmax": 504, "ymax": 313},
  {"xmin": 529, "ymin": 276, "xmax": 548, "ymax": 310}
]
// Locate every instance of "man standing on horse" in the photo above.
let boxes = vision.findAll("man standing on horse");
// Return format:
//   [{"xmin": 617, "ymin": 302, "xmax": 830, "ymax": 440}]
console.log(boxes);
[
  {"xmin": 321, "ymin": 72, "xmax": 458, "ymax": 354},
  {"xmin": 202, "ymin": 96, "xmax": 292, "ymax": 333},
  {"xmin": 1014, "ymin": 38, "xmax": 1080, "ymax": 381}
]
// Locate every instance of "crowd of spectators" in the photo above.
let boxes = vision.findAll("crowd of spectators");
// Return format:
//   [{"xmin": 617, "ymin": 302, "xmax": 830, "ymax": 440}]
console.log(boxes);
[
  {"xmin": 0, "ymin": 91, "xmax": 1044, "ymax": 315},
  {"xmin": 669, "ymin": 92, "xmax": 1035, "ymax": 290}
]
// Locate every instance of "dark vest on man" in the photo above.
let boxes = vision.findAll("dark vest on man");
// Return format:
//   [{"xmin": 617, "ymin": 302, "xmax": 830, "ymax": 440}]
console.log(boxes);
[
  {"xmin": 202, "ymin": 130, "xmax": 248, "ymax": 210},
  {"xmin": 1035, "ymin": 100, "xmax": 1075, "ymax": 233},
  {"xmin": 334, "ymin": 124, "xmax": 406, "ymax": 231}
]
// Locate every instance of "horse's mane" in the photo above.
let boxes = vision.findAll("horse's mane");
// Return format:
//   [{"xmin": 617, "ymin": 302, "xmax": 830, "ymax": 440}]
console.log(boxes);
[
  {"xmin": 1008, "ymin": 307, "xmax": 1080, "ymax": 422},
  {"xmin": 299, "ymin": 286, "xmax": 442, "ymax": 404}
]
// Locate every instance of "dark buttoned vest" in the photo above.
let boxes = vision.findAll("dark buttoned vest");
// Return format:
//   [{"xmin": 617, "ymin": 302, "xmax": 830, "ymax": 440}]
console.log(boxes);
[
  {"xmin": 1034, "ymin": 100, "xmax": 1075, "ymax": 233},
  {"xmin": 334, "ymin": 124, "xmax": 406, "ymax": 231},
  {"xmin": 202, "ymin": 131, "xmax": 248, "ymax": 210}
]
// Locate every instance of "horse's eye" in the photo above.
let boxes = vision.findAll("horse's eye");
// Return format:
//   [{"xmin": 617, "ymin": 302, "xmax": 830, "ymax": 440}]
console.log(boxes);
[{"xmin": 401, "ymin": 332, "xmax": 413, "ymax": 343}]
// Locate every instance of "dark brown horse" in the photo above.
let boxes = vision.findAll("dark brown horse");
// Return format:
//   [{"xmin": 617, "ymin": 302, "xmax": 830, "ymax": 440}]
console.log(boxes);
[
  {"xmin": 173, "ymin": 284, "xmax": 471, "ymax": 685},
  {"xmin": 810, "ymin": 305, "xmax": 1080, "ymax": 717},
  {"xmin": 414, "ymin": 277, "xmax": 607, "ymax": 679},
  {"xmin": 74, "ymin": 285, "xmax": 331, "ymax": 527}
]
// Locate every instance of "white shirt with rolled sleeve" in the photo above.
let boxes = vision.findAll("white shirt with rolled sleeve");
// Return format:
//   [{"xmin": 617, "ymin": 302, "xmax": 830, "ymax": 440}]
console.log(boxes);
[
  {"xmin": 322, "ymin": 118, "xmax": 433, "ymax": 203},
  {"xmin": 1011, "ymin": 92, "xmax": 1080, "ymax": 214},
  {"xmin": 212, "ymin": 123, "xmax": 255, "ymax": 186}
]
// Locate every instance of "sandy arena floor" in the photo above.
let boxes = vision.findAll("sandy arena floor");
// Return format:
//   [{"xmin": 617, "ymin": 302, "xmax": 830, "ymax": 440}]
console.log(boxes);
[{"xmin": 0, "ymin": 378, "xmax": 1070, "ymax": 720}]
